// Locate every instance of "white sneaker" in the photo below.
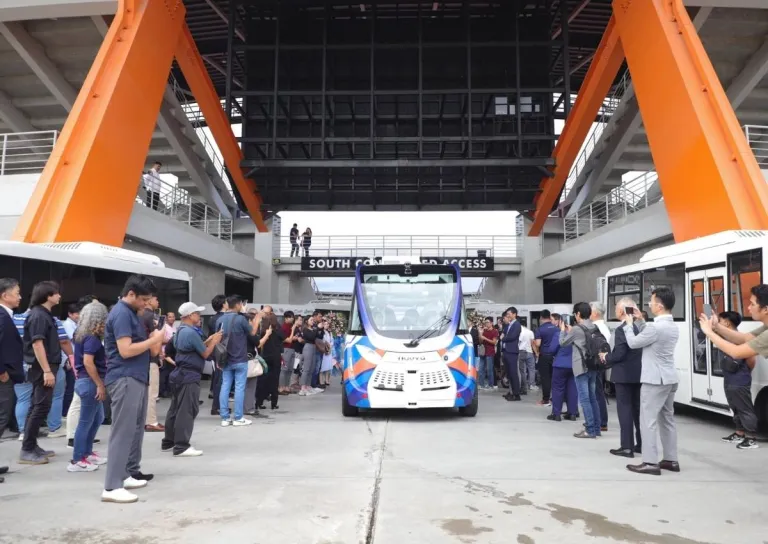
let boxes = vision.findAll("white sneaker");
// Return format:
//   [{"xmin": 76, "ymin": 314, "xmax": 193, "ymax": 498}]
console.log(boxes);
[
  {"xmin": 67, "ymin": 459, "xmax": 98, "ymax": 473},
  {"xmin": 87, "ymin": 453, "xmax": 108, "ymax": 466},
  {"xmin": 313, "ymin": 387, "xmax": 324, "ymax": 393},
  {"xmin": 221, "ymin": 419, "xmax": 232, "ymax": 427},
  {"xmin": 175, "ymin": 447, "xmax": 203, "ymax": 457},
  {"xmin": 299, "ymin": 390, "xmax": 308, "ymax": 396},
  {"xmin": 101, "ymin": 488, "xmax": 138, "ymax": 503},
  {"xmin": 46, "ymin": 428, "xmax": 67, "ymax": 439},
  {"xmin": 232, "ymin": 418, "xmax": 253, "ymax": 427},
  {"xmin": 123, "ymin": 476, "xmax": 148, "ymax": 489},
  {"xmin": 17, "ymin": 433, "xmax": 23, "ymax": 441}
]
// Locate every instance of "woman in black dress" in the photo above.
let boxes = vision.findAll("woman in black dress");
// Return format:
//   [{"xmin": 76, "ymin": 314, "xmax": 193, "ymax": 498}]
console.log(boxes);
[{"xmin": 256, "ymin": 313, "xmax": 285, "ymax": 410}]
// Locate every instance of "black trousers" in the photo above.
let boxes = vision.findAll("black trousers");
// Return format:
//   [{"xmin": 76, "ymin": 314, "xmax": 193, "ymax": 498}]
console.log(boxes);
[
  {"xmin": 159, "ymin": 363, "xmax": 174, "ymax": 397},
  {"xmin": 63, "ymin": 366, "xmax": 75, "ymax": 417},
  {"xmin": 145, "ymin": 190, "xmax": 160, "ymax": 210},
  {"xmin": 503, "ymin": 352, "xmax": 521, "ymax": 396},
  {"xmin": 724, "ymin": 385, "xmax": 758, "ymax": 435},
  {"xmin": 257, "ymin": 356, "xmax": 281, "ymax": 408},
  {"xmin": 22, "ymin": 372, "xmax": 55, "ymax": 452},
  {"xmin": 596, "ymin": 372, "xmax": 608, "ymax": 427},
  {"xmin": 0, "ymin": 380, "xmax": 16, "ymax": 437},
  {"xmin": 210, "ymin": 365, "xmax": 222, "ymax": 414},
  {"xmin": 162, "ymin": 382, "xmax": 201, "ymax": 454},
  {"xmin": 537, "ymin": 353, "xmax": 554, "ymax": 402},
  {"xmin": 614, "ymin": 382, "xmax": 642, "ymax": 450}
]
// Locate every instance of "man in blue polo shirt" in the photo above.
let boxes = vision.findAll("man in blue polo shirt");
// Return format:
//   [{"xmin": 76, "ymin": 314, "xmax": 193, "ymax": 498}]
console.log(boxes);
[
  {"xmin": 101, "ymin": 275, "xmax": 164, "ymax": 504},
  {"xmin": 534, "ymin": 310, "xmax": 560, "ymax": 407}
]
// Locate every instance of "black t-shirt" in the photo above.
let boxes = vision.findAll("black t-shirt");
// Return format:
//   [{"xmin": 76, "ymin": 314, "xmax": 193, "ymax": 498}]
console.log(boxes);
[
  {"xmin": 290, "ymin": 227, "xmax": 299, "ymax": 242},
  {"xmin": 23, "ymin": 306, "xmax": 62, "ymax": 380},
  {"xmin": 140, "ymin": 309, "xmax": 159, "ymax": 364}
]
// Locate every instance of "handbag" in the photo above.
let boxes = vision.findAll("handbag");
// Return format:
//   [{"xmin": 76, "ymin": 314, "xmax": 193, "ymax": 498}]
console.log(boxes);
[{"xmin": 247, "ymin": 354, "xmax": 268, "ymax": 378}]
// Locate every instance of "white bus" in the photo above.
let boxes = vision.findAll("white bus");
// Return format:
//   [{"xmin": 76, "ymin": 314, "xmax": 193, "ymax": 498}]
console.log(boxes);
[
  {"xmin": 0, "ymin": 241, "xmax": 190, "ymax": 317},
  {"xmin": 466, "ymin": 301, "xmax": 573, "ymax": 329},
  {"xmin": 602, "ymin": 230, "xmax": 767, "ymax": 426}
]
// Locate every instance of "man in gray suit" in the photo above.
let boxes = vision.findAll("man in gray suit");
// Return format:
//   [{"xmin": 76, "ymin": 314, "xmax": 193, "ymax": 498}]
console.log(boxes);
[{"xmin": 621, "ymin": 287, "xmax": 681, "ymax": 476}]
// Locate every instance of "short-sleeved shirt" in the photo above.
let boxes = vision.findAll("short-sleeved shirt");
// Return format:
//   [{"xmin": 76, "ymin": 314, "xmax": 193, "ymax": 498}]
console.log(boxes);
[
  {"xmin": 75, "ymin": 335, "xmax": 107, "ymax": 378},
  {"xmin": 747, "ymin": 325, "xmax": 768, "ymax": 357},
  {"xmin": 282, "ymin": 322, "xmax": 293, "ymax": 349},
  {"xmin": 519, "ymin": 327, "xmax": 535, "ymax": 352},
  {"xmin": 218, "ymin": 312, "xmax": 252, "ymax": 363},
  {"xmin": 14, "ymin": 310, "xmax": 69, "ymax": 366},
  {"xmin": 482, "ymin": 328, "xmax": 498, "ymax": 357},
  {"xmin": 104, "ymin": 300, "xmax": 150, "ymax": 386},
  {"xmin": 171, "ymin": 324, "xmax": 207, "ymax": 384},
  {"xmin": 535, "ymin": 322, "xmax": 560, "ymax": 356},
  {"xmin": 22, "ymin": 306, "xmax": 63, "ymax": 381}
]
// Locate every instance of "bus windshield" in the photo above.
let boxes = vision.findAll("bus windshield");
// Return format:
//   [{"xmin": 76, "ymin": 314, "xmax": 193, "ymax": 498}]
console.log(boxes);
[{"xmin": 358, "ymin": 267, "xmax": 461, "ymax": 340}]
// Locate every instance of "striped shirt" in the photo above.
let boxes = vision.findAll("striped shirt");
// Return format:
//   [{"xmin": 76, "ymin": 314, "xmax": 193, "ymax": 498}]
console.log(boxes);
[{"xmin": 14, "ymin": 310, "xmax": 69, "ymax": 365}]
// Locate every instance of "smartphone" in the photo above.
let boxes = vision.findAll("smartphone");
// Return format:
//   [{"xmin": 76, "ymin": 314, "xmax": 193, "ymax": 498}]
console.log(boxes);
[
  {"xmin": 625, "ymin": 306, "xmax": 635, "ymax": 315},
  {"xmin": 703, "ymin": 304, "xmax": 713, "ymax": 318},
  {"xmin": 156, "ymin": 315, "xmax": 166, "ymax": 330}
]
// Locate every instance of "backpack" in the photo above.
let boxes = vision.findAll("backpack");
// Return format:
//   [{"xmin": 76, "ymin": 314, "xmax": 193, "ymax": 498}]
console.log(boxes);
[
  {"xmin": 575, "ymin": 324, "xmax": 610, "ymax": 371},
  {"xmin": 212, "ymin": 321, "xmax": 230, "ymax": 366}
]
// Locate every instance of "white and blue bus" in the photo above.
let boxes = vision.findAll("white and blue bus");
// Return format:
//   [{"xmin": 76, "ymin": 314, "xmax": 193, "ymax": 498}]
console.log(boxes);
[{"xmin": 341, "ymin": 257, "xmax": 478, "ymax": 417}]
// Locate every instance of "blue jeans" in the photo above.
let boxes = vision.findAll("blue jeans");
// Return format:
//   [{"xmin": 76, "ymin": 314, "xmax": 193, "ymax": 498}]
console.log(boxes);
[
  {"xmin": 312, "ymin": 350, "xmax": 323, "ymax": 388},
  {"xmin": 14, "ymin": 364, "xmax": 66, "ymax": 433},
  {"xmin": 575, "ymin": 370, "xmax": 601, "ymax": 436},
  {"xmin": 219, "ymin": 362, "xmax": 248, "ymax": 421},
  {"xmin": 72, "ymin": 378, "xmax": 104, "ymax": 462},
  {"xmin": 478, "ymin": 356, "xmax": 495, "ymax": 387}
]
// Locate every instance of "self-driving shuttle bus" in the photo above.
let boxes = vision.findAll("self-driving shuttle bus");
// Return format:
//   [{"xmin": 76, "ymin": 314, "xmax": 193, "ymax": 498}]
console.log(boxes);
[{"xmin": 342, "ymin": 257, "xmax": 477, "ymax": 417}]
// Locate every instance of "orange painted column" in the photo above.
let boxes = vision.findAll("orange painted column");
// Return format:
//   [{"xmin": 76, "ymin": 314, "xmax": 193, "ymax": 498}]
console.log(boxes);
[
  {"xmin": 528, "ymin": 16, "xmax": 625, "ymax": 237},
  {"xmin": 613, "ymin": 0, "xmax": 768, "ymax": 241},
  {"xmin": 175, "ymin": 25, "xmax": 267, "ymax": 232},
  {"xmin": 13, "ymin": 0, "xmax": 186, "ymax": 246}
]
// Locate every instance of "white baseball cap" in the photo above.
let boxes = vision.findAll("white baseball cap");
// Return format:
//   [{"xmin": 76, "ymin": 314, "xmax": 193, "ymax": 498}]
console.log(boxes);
[{"xmin": 178, "ymin": 302, "xmax": 205, "ymax": 318}]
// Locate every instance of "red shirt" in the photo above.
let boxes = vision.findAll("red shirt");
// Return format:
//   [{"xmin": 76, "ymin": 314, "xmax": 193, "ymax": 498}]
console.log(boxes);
[
  {"xmin": 482, "ymin": 328, "xmax": 498, "ymax": 357},
  {"xmin": 282, "ymin": 323, "xmax": 293, "ymax": 348}
]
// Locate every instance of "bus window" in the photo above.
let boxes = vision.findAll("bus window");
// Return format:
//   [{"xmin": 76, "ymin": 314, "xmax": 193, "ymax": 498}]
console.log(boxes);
[
  {"xmin": 642, "ymin": 265, "xmax": 685, "ymax": 320},
  {"xmin": 0, "ymin": 255, "xmax": 21, "ymax": 280},
  {"xmin": 607, "ymin": 273, "xmax": 641, "ymax": 320},
  {"xmin": 728, "ymin": 249, "xmax": 762, "ymax": 319}
]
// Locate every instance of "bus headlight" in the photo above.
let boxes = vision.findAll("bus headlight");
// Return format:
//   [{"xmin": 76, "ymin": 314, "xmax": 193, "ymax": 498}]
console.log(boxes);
[{"xmin": 355, "ymin": 345, "xmax": 383, "ymax": 364}]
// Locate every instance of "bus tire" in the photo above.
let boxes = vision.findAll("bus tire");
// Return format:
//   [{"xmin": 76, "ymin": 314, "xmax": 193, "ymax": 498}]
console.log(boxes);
[
  {"xmin": 459, "ymin": 389, "xmax": 479, "ymax": 417},
  {"xmin": 342, "ymin": 385, "xmax": 359, "ymax": 417}
]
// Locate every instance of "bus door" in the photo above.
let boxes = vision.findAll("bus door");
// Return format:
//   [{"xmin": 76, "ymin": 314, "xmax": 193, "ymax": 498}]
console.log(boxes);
[{"xmin": 688, "ymin": 268, "xmax": 728, "ymax": 408}]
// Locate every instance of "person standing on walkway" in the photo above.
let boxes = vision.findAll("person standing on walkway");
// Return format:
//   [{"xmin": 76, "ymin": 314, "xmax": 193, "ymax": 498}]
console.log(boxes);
[
  {"xmin": 162, "ymin": 302, "xmax": 221, "ymax": 457},
  {"xmin": 208, "ymin": 294, "xmax": 228, "ymax": 416},
  {"xmin": 279, "ymin": 311, "xmax": 298, "ymax": 395},
  {"xmin": 0, "ymin": 278, "xmax": 23, "ymax": 482},
  {"xmin": 500, "ymin": 307, "xmax": 522, "ymax": 402},
  {"xmin": 68, "ymin": 302, "xmax": 109, "ymax": 473},
  {"xmin": 217, "ymin": 296, "xmax": 258, "ymax": 427},
  {"xmin": 623, "ymin": 287, "xmax": 680, "ymax": 476},
  {"xmin": 479, "ymin": 317, "xmax": 498, "ymax": 390},
  {"xmin": 102, "ymin": 275, "xmax": 164, "ymax": 504},
  {"xmin": 600, "ymin": 298, "xmax": 643, "ymax": 458},
  {"xmin": 534, "ymin": 310, "xmax": 559, "ymax": 407},
  {"xmin": 290, "ymin": 223, "xmax": 300, "ymax": 257},
  {"xmin": 141, "ymin": 295, "xmax": 164, "ymax": 433},
  {"xmin": 518, "ymin": 324, "xmax": 536, "ymax": 395},
  {"xmin": 299, "ymin": 316, "xmax": 318, "ymax": 396},
  {"xmin": 589, "ymin": 302, "xmax": 610, "ymax": 432},
  {"xmin": 19, "ymin": 282, "xmax": 62, "ymax": 465},
  {"xmin": 142, "ymin": 161, "xmax": 163, "ymax": 210}
]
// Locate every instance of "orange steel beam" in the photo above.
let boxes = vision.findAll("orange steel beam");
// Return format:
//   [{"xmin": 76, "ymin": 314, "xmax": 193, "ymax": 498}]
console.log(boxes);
[
  {"xmin": 175, "ymin": 25, "xmax": 267, "ymax": 232},
  {"xmin": 13, "ymin": 0, "xmax": 185, "ymax": 245},
  {"xmin": 528, "ymin": 16, "xmax": 625, "ymax": 236},
  {"xmin": 613, "ymin": 0, "xmax": 768, "ymax": 241}
]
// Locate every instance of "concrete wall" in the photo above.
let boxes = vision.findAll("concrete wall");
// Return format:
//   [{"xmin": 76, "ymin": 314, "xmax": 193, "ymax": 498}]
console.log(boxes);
[
  {"xmin": 0, "ymin": 0, "xmax": 115, "ymax": 21},
  {"xmin": 251, "ymin": 232, "xmax": 317, "ymax": 304}
]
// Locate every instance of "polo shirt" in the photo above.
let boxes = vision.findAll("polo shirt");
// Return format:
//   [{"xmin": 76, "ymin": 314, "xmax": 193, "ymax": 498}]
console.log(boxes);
[
  {"xmin": 75, "ymin": 334, "xmax": 107, "ymax": 378},
  {"xmin": 22, "ymin": 306, "xmax": 63, "ymax": 382},
  {"xmin": 535, "ymin": 322, "xmax": 560, "ymax": 356},
  {"xmin": 104, "ymin": 300, "xmax": 150, "ymax": 386},
  {"xmin": 170, "ymin": 324, "xmax": 206, "ymax": 385}
]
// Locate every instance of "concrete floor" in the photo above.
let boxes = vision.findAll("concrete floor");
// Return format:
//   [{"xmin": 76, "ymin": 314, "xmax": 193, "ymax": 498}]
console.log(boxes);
[{"xmin": 0, "ymin": 385, "xmax": 767, "ymax": 544}]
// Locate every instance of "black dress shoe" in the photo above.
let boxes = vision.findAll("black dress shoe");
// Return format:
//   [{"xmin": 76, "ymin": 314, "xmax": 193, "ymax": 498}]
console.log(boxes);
[
  {"xmin": 131, "ymin": 471, "xmax": 154, "ymax": 482},
  {"xmin": 610, "ymin": 448, "xmax": 634, "ymax": 458},
  {"xmin": 634, "ymin": 445, "xmax": 642, "ymax": 454},
  {"xmin": 0, "ymin": 476, "xmax": 4, "ymax": 483},
  {"xmin": 257, "ymin": 405, "xmax": 267, "ymax": 410},
  {"xmin": 0, "ymin": 466, "xmax": 8, "ymax": 475},
  {"xmin": 627, "ymin": 463, "xmax": 661, "ymax": 476},
  {"xmin": 564, "ymin": 414, "xmax": 578, "ymax": 421},
  {"xmin": 547, "ymin": 414, "xmax": 562, "ymax": 422},
  {"xmin": 659, "ymin": 460, "xmax": 680, "ymax": 472}
]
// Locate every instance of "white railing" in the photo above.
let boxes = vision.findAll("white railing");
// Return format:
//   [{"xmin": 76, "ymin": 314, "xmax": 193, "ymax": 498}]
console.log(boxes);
[
  {"xmin": 745, "ymin": 125, "xmax": 768, "ymax": 167},
  {"xmin": 274, "ymin": 235, "xmax": 523, "ymax": 260},
  {"xmin": 137, "ymin": 174, "xmax": 233, "ymax": 242},
  {"xmin": 0, "ymin": 130, "xmax": 58, "ymax": 175},
  {"xmin": 561, "ymin": 70, "xmax": 633, "ymax": 201},
  {"xmin": 564, "ymin": 170, "xmax": 659, "ymax": 242},
  {"xmin": 167, "ymin": 75, "xmax": 231, "ymax": 192}
]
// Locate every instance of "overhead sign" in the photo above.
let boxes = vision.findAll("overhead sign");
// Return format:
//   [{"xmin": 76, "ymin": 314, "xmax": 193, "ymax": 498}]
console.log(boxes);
[{"xmin": 301, "ymin": 256, "xmax": 494, "ymax": 271}]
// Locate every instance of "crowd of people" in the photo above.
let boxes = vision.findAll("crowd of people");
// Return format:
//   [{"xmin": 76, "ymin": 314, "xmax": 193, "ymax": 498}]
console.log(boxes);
[
  {"xmin": 471, "ymin": 285, "xmax": 768, "ymax": 475},
  {"xmin": 0, "ymin": 274, "xmax": 346, "ymax": 498}
]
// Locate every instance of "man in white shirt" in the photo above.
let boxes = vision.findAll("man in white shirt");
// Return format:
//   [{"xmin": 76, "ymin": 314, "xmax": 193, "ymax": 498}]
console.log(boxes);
[
  {"xmin": 142, "ymin": 161, "xmax": 163, "ymax": 211},
  {"xmin": 518, "ymin": 325, "xmax": 536, "ymax": 394}
]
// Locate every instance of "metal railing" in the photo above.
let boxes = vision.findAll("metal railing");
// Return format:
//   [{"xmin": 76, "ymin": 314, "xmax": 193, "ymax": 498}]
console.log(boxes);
[
  {"xmin": 745, "ymin": 125, "xmax": 768, "ymax": 167},
  {"xmin": 0, "ymin": 130, "xmax": 58, "ymax": 175},
  {"xmin": 561, "ymin": 70, "xmax": 633, "ymax": 201},
  {"xmin": 274, "ymin": 235, "xmax": 523, "ymax": 260},
  {"xmin": 137, "ymin": 173, "xmax": 233, "ymax": 242},
  {"xmin": 168, "ymin": 75, "xmax": 231, "ymax": 192},
  {"xmin": 563, "ymin": 171, "xmax": 659, "ymax": 242}
]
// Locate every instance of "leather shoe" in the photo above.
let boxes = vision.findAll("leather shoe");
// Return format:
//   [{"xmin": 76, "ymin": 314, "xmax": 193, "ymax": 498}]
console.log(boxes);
[
  {"xmin": 627, "ymin": 462, "xmax": 661, "ymax": 475},
  {"xmin": 659, "ymin": 460, "xmax": 680, "ymax": 472},
  {"xmin": 547, "ymin": 414, "xmax": 562, "ymax": 421},
  {"xmin": 634, "ymin": 445, "xmax": 642, "ymax": 454},
  {"xmin": 144, "ymin": 424, "xmax": 164, "ymax": 432},
  {"xmin": 0, "ymin": 466, "xmax": 8, "ymax": 475},
  {"xmin": 0, "ymin": 476, "xmax": 4, "ymax": 483},
  {"xmin": 610, "ymin": 448, "xmax": 634, "ymax": 458}
]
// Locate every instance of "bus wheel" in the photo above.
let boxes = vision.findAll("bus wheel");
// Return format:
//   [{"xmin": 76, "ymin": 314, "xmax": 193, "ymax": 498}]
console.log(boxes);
[
  {"xmin": 459, "ymin": 389, "xmax": 479, "ymax": 417},
  {"xmin": 342, "ymin": 386, "xmax": 359, "ymax": 417}
]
